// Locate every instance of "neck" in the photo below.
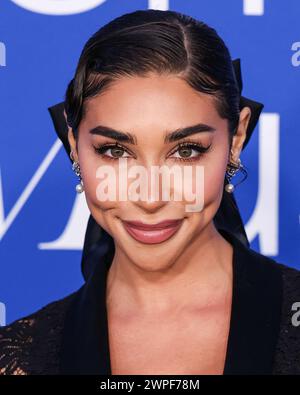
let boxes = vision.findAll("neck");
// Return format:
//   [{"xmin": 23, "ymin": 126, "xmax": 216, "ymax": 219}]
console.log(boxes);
[{"xmin": 106, "ymin": 223, "xmax": 233, "ymax": 316}]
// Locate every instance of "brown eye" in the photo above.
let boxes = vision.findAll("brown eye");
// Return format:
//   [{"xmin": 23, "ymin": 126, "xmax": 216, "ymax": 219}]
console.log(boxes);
[
  {"xmin": 110, "ymin": 147, "xmax": 125, "ymax": 158},
  {"xmin": 169, "ymin": 141, "xmax": 212, "ymax": 162},
  {"xmin": 178, "ymin": 147, "xmax": 193, "ymax": 158},
  {"xmin": 93, "ymin": 143, "xmax": 132, "ymax": 160}
]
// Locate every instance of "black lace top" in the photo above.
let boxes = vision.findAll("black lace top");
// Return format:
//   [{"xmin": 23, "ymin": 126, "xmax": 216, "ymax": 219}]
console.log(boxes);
[
  {"xmin": 0, "ymin": 293, "xmax": 75, "ymax": 375},
  {"xmin": 1, "ymin": 229, "xmax": 300, "ymax": 375}
]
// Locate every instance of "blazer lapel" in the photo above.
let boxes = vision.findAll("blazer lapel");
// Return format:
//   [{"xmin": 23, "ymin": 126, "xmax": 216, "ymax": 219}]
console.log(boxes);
[
  {"xmin": 219, "ymin": 228, "xmax": 283, "ymax": 375},
  {"xmin": 59, "ymin": 228, "xmax": 283, "ymax": 375},
  {"xmin": 59, "ymin": 251, "xmax": 112, "ymax": 374}
]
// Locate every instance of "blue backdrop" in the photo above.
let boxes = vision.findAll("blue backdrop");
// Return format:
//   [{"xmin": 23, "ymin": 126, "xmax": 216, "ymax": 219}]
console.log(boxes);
[{"xmin": 1, "ymin": 0, "xmax": 299, "ymax": 326}]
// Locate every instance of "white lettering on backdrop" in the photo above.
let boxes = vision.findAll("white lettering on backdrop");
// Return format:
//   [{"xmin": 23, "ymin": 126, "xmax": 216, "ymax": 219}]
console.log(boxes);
[{"xmin": 10, "ymin": 0, "xmax": 264, "ymax": 16}]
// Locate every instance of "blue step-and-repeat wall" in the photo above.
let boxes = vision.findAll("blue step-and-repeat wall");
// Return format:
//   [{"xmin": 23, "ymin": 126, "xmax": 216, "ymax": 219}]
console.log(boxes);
[{"xmin": 0, "ymin": 0, "xmax": 300, "ymax": 326}]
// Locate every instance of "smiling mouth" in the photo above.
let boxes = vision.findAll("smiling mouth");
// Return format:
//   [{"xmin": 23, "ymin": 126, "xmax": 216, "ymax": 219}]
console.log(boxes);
[{"xmin": 121, "ymin": 219, "xmax": 184, "ymax": 244}]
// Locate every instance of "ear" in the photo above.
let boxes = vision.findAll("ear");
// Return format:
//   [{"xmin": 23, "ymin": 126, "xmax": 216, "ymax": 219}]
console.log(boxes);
[
  {"xmin": 64, "ymin": 110, "xmax": 78, "ymax": 162},
  {"xmin": 230, "ymin": 106, "xmax": 252, "ymax": 162}
]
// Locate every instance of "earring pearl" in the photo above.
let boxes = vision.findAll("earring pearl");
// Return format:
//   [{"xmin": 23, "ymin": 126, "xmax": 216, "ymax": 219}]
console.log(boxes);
[
  {"xmin": 76, "ymin": 182, "xmax": 84, "ymax": 194},
  {"xmin": 225, "ymin": 183, "xmax": 235, "ymax": 193}
]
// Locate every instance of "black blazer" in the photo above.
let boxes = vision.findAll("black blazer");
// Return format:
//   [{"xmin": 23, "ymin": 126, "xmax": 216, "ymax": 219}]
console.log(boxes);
[{"xmin": 0, "ymin": 228, "xmax": 300, "ymax": 375}]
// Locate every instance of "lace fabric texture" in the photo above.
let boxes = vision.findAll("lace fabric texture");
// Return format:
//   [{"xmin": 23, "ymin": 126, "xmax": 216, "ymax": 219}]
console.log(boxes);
[
  {"xmin": 0, "ymin": 264, "xmax": 300, "ymax": 375},
  {"xmin": 0, "ymin": 293, "xmax": 75, "ymax": 375},
  {"xmin": 272, "ymin": 264, "xmax": 300, "ymax": 374}
]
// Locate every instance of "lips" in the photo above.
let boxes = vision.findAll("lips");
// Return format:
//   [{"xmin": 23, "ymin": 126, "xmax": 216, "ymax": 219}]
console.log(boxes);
[{"xmin": 121, "ymin": 219, "xmax": 183, "ymax": 244}]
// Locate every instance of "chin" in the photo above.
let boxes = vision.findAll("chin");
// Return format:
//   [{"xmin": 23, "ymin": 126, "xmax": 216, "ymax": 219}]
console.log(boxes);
[{"xmin": 125, "ymin": 252, "xmax": 179, "ymax": 272}]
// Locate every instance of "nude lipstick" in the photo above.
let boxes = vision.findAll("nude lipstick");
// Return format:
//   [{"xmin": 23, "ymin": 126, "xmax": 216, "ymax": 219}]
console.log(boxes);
[{"xmin": 121, "ymin": 219, "xmax": 183, "ymax": 244}]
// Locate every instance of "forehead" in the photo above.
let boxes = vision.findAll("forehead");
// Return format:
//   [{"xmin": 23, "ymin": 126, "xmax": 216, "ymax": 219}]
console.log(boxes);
[{"xmin": 80, "ymin": 73, "xmax": 225, "ymax": 134}]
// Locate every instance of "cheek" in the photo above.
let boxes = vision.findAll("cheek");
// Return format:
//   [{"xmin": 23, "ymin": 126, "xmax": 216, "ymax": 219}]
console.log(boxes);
[
  {"xmin": 199, "ymin": 148, "xmax": 228, "ymax": 206},
  {"xmin": 79, "ymin": 160, "xmax": 134, "ymax": 216},
  {"xmin": 204, "ymin": 161, "xmax": 226, "ymax": 198},
  {"xmin": 81, "ymin": 160, "xmax": 226, "ymax": 208},
  {"xmin": 78, "ymin": 147, "xmax": 118, "ymax": 211}
]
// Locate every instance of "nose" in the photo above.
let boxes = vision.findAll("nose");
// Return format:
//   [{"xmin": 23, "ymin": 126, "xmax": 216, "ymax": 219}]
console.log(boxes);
[
  {"xmin": 128, "ymin": 163, "xmax": 172, "ymax": 214},
  {"xmin": 131, "ymin": 191, "xmax": 167, "ymax": 214}
]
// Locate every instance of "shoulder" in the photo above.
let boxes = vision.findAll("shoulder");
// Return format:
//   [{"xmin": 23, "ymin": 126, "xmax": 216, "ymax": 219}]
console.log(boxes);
[
  {"xmin": 243, "ymin": 242, "xmax": 300, "ymax": 294},
  {"xmin": 252, "ymin": 251, "xmax": 300, "ymax": 324},
  {"xmin": 277, "ymin": 261, "xmax": 300, "ymax": 292},
  {"xmin": 237, "ymin": 242, "xmax": 300, "ymax": 374},
  {"xmin": 272, "ymin": 260, "xmax": 300, "ymax": 310},
  {"xmin": 273, "ymin": 260, "xmax": 300, "ymax": 331},
  {"xmin": 0, "ymin": 291, "xmax": 77, "ymax": 375},
  {"xmin": 259, "ymin": 251, "xmax": 300, "ymax": 293},
  {"xmin": 269, "ymin": 260, "xmax": 300, "ymax": 374},
  {"xmin": 243, "ymin": 246, "xmax": 300, "ymax": 373}
]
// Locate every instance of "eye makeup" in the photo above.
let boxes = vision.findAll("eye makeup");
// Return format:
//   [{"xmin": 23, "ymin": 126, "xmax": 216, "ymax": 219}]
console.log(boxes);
[
  {"xmin": 167, "ymin": 139, "xmax": 212, "ymax": 163},
  {"xmin": 93, "ymin": 142, "xmax": 133, "ymax": 161},
  {"xmin": 92, "ymin": 137, "xmax": 212, "ymax": 163}
]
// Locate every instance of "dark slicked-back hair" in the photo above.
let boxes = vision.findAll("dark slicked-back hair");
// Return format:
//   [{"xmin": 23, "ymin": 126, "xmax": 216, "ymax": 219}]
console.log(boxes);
[{"xmin": 65, "ymin": 9, "xmax": 240, "ymax": 149}]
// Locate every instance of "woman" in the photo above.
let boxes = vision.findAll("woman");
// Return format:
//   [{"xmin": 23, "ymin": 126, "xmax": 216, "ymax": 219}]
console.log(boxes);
[{"xmin": 1, "ymin": 9, "xmax": 300, "ymax": 375}]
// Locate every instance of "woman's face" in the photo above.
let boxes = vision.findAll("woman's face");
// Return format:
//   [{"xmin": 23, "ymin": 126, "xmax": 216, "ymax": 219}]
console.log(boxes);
[{"xmin": 68, "ymin": 72, "xmax": 250, "ymax": 271}]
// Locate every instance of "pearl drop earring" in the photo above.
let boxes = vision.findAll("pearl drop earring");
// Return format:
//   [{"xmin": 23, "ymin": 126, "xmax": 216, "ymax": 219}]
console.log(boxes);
[
  {"xmin": 225, "ymin": 158, "xmax": 242, "ymax": 193},
  {"xmin": 70, "ymin": 151, "xmax": 84, "ymax": 193}
]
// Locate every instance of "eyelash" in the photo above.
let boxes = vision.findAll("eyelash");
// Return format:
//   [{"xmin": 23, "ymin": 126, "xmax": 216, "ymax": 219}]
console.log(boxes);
[
  {"xmin": 168, "ymin": 140, "xmax": 212, "ymax": 162},
  {"xmin": 93, "ymin": 139, "xmax": 212, "ymax": 163},
  {"xmin": 93, "ymin": 142, "xmax": 134, "ymax": 162}
]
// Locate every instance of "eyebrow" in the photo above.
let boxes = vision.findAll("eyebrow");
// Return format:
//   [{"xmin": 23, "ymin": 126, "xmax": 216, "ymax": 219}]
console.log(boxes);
[
  {"xmin": 164, "ymin": 123, "xmax": 216, "ymax": 143},
  {"xmin": 89, "ymin": 123, "xmax": 216, "ymax": 144}
]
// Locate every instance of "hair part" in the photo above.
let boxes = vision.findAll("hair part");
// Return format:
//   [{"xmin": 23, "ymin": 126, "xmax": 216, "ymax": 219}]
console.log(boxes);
[{"xmin": 65, "ymin": 9, "xmax": 240, "ymax": 149}]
